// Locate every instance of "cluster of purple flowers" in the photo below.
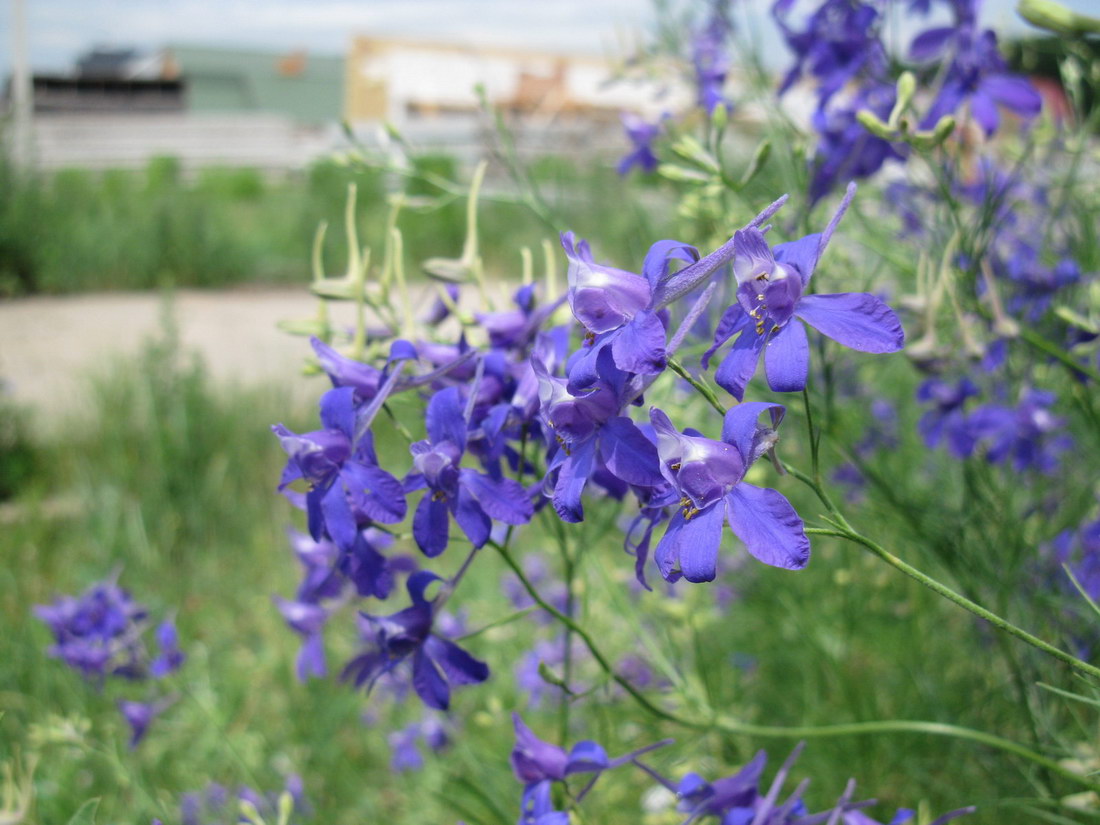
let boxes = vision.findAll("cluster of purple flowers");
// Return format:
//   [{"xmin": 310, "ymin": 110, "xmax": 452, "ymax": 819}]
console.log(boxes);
[
  {"xmin": 34, "ymin": 577, "xmax": 185, "ymax": 748},
  {"xmin": 774, "ymin": 0, "xmax": 1041, "ymax": 203},
  {"xmin": 917, "ymin": 379, "xmax": 1072, "ymax": 474},
  {"xmin": 637, "ymin": 743, "xmax": 974, "ymax": 825},
  {"xmin": 616, "ymin": 0, "xmax": 734, "ymax": 175},
  {"xmin": 268, "ymin": 181, "xmax": 906, "ymax": 723}
]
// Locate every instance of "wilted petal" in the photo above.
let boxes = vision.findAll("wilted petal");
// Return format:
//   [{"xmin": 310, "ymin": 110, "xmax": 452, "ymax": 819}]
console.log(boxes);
[
  {"xmin": 764, "ymin": 321, "xmax": 809, "ymax": 392},
  {"xmin": 795, "ymin": 293, "xmax": 904, "ymax": 353},
  {"xmin": 725, "ymin": 484, "xmax": 810, "ymax": 569}
]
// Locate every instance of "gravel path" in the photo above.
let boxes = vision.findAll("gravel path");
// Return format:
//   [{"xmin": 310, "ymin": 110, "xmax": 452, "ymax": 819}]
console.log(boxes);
[{"xmin": 0, "ymin": 288, "xmax": 365, "ymax": 430}]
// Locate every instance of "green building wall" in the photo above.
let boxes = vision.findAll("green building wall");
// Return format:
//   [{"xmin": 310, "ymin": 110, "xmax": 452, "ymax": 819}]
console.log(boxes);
[{"xmin": 169, "ymin": 44, "xmax": 344, "ymax": 125}]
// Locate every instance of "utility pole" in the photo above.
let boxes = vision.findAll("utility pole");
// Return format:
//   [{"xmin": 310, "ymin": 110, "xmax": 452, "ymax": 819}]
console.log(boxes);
[{"xmin": 9, "ymin": 0, "xmax": 34, "ymax": 169}]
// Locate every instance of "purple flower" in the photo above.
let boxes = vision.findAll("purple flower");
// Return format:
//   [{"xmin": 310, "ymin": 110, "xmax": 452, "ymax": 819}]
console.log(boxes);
[
  {"xmin": 809, "ymin": 83, "xmax": 904, "ymax": 204},
  {"xmin": 149, "ymin": 619, "xmax": 185, "ymax": 678},
  {"xmin": 692, "ymin": 1, "xmax": 733, "ymax": 114},
  {"xmin": 510, "ymin": 712, "xmax": 669, "ymax": 823},
  {"xmin": 969, "ymin": 389, "xmax": 1072, "ymax": 474},
  {"xmin": 535, "ymin": 354, "xmax": 664, "ymax": 522},
  {"xmin": 917, "ymin": 377, "xmax": 980, "ymax": 458},
  {"xmin": 704, "ymin": 188, "xmax": 904, "ymax": 401},
  {"xmin": 618, "ymin": 113, "xmax": 662, "ymax": 175},
  {"xmin": 119, "ymin": 697, "xmax": 173, "ymax": 749},
  {"xmin": 274, "ymin": 597, "xmax": 330, "ymax": 681},
  {"xmin": 639, "ymin": 744, "xmax": 974, "ymax": 824},
  {"xmin": 562, "ymin": 232, "xmax": 699, "ymax": 383},
  {"xmin": 405, "ymin": 387, "xmax": 534, "ymax": 557},
  {"xmin": 34, "ymin": 579, "xmax": 150, "ymax": 681},
  {"xmin": 342, "ymin": 571, "xmax": 489, "ymax": 710},
  {"xmin": 773, "ymin": 0, "xmax": 887, "ymax": 109},
  {"xmin": 916, "ymin": 25, "xmax": 1041, "ymax": 136},
  {"xmin": 274, "ymin": 386, "xmax": 408, "ymax": 550},
  {"xmin": 650, "ymin": 403, "xmax": 810, "ymax": 582}
]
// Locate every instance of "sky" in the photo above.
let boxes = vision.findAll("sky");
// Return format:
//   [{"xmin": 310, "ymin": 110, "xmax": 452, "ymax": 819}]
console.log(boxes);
[{"xmin": 1, "ymin": 0, "xmax": 1095, "ymax": 79}]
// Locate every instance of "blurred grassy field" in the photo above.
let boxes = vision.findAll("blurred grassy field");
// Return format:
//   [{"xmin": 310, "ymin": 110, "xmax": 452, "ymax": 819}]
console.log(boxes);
[
  {"xmin": 1, "ymin": 316, "xmax": 1095, "ymax": 824},
  {"xmin": 0, "ymin": 153, "xmax": 674, "ymax": 297}
]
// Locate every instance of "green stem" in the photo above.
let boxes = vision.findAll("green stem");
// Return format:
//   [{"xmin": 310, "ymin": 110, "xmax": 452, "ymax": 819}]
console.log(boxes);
[
  {"xmin": 1018, "ymin": 326, "xmax": 1100, "ymax": 384},
  {"xmin": 668, "ymin": 358, "xmax": 727, "ymax": 415},
  {"xmin": 805, "ymin": 526, "xmax": 1100, "ymax": 682}
]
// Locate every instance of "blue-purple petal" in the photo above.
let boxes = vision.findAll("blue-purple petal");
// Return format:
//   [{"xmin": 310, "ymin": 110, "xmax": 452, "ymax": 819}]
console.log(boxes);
[
  {"xmin": 764, "ymin": 321, "xmax": 810, "ymax": 392},
  {"xmin": 795, "ymin": 292, "xmax": 904, "ymax": 353},
  {"xmin": 725, "ymin": 484, "xmax": 810, "ymax": 570},
  {"xmin": 413, "ymin": 493, "xmax": 450, "ymax": 557}
]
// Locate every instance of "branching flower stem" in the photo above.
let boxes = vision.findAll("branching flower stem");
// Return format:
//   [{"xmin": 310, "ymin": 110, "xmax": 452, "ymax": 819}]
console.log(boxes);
[{"xmin": 488, "ymin": 539, "xmax": 1100, "ymax": 793}]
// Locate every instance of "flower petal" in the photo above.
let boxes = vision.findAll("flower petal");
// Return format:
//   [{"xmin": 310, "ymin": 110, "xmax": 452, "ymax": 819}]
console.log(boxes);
[
  {"xmin": 713, "ymin": 329, "xmax": 766, "ymax": 401},
  {"xmin": 460, "ymin": 469, "xmax": 534, "ymax": 525},
  {"xmin": 553, "ymin": 439, "xmax": 596, "ymax": 523},
  {"xmin": 655, "ymin": 504, "xmax": 724, "ymax": 583},
  {"xmin": 413, "ymin": 493, "xmax": 450, "ymax": 557},
  {"xmin": 565, "ymin": 741, "xmax": 610, "ymax": 774},
  {"xmin": 611, "ymin": 311, "xmax": 667, "ymax": 374},
  {"xmin": 795, "ymin": 293, "xmax": 904, "ymax": 353},
  {"xmin": 452, "ymin": 485, "xmax": 491, "ymax": 548},
  {"xmin": 412, "ymin": 649, "xmax": 451, "ymax": 710},
  {"xmin": 425, "ymin": 637, "xmax": 490, "ymax": 687},
  {"xmin": 599, "ymin": 417, "xmax": 663, "ymax": 487},
  {"xmin": 764, "ymin": 321, "xmax": 809, "ymax": 393},
  {"xmin": 425, "ymin": 387, "xmax": 468, "ymax": 451},
  {"xmin": 725, "ymin": 484, "xmax": 810, "ymax": 569}
]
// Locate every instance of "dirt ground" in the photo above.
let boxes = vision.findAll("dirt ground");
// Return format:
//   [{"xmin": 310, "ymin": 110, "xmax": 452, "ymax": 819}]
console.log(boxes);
[{"xmin": 0, "ymin": 288, "xmax": 364, "ymax": 430}]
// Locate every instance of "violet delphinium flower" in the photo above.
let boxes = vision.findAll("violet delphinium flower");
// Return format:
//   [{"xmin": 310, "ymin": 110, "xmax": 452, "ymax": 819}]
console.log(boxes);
[
  {"xmin": 273, "ymin": 386, "xmax": 408, "ymax": 551},
  {"xmin": 915, "ymin": 23, "xmax": 1041, "ymax": 137},
  {"xmin": 405, "ymin": 386, "xmax": 534, "ymax": 557},
  {"xmin": 809, "ymin": 83, "xmax": 904, "ymax": 205},
  {"xmin": 561, "ymin": 232, "xmax": 699, "ymax": 383},
  {"xmin": 773, "ymin": 0, "xmax": 887, "ymax": 109},
  {"xmin": 692, "ymin": 0, "xmax": 733, "ymax": 114},
  {"xmin": 149, "ymin": 619, "xmax": 186, "ymax": 678},
  {"xmin": 510, "ymin": 713, "xmax": 670, "ymax": 823},
  {"xmin": 639, "ymin": 743, "xmax": 974, "ymax": 824},
  {"xmin": 650, "ymin": 403, "xmax": 810, "ymax": 582},
  {"xmin": 119, "ymin": 697, "xmax": 173, "ymax": 749},
  {"xmin": 389, "ymin": 715, "xmax": 451, "ymax": 772},
  {"xmin": 618, "ymin": 113, "xmax": 662, "ymax": 176},
  {"xmin": 969, "ymin": 389, "xmax": 1072, "ymax": 474},
  {"xmin": 917, "ymin": 377, "xmax": 980, "ymax": 458},
  {"xmin": 703, "ymin": 187, "xmax": 904, "ymax": 401},
  {"xmin": 34, "ymin": 579, "xmax": 149, "ymax": 681},
  {"xmin": 535, "ymin": 353, "xmax": 665, "ymax": 522},
  {"xmin": 342, "ymin": 571, "xmax": 489, "ymax": 710}
]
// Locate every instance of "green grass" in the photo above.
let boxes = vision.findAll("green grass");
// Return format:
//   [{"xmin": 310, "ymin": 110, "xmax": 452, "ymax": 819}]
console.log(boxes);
[{"xmin": 0, "ymin": 153, "xmax": 676, "ymax": 297}]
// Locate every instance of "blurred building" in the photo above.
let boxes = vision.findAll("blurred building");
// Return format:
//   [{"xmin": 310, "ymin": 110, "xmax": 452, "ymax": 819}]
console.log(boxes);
[
  {"xmin": 7, "ymin": 38, "xmax": 674, "ymax": 171},
  {"xmin": 345, "ymin": 36, "xmax": 679, "ymax": 156}
]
